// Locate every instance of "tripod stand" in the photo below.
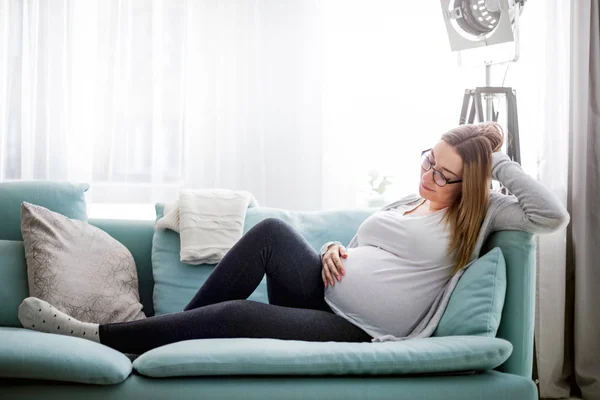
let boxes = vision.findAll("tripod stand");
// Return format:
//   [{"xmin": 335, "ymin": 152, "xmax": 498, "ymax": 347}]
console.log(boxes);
[{"xmin": 458, "ymin": 86, "xmax": 521, "ymax": 165}]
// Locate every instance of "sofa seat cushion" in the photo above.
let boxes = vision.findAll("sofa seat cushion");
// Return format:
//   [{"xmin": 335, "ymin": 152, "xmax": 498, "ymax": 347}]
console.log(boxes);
[
  {"xmin": 133, "ymin": 335, "xmax": 512, "ymax": 378},
  {"xmin": 0, "ymin": 327, "xmax": 132, "ymax": 385}
]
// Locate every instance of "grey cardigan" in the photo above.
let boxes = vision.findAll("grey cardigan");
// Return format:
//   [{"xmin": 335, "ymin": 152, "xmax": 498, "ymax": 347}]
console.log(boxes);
[{"xmin": 319, "ymin": 151, "xmax": 570, "ymax": 342}]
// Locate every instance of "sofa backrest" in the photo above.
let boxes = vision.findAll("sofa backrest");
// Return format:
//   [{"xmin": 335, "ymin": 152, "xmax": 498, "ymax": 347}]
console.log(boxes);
[
  {"xmin": 149, "ymin": 204, "xmax": 378, "ymax": 316},
  {"xmin": 88, "ymin": 219, "xmax": 156, "ymax": 318}
]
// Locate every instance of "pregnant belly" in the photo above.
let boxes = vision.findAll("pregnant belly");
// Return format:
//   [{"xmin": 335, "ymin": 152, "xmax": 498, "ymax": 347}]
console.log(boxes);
[
  {"xmin": 324, "ymin": 246, "xmax": 402, "ymax": 306},
  {"xmin": 323, "ymin": 246, "xmax": 445, "ymax": 337}
]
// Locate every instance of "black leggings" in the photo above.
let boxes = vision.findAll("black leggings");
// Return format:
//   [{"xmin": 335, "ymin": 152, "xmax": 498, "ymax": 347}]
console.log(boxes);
[{"xmin": 99, "ymin": 218, "xmax": 372, "ymax": 354}]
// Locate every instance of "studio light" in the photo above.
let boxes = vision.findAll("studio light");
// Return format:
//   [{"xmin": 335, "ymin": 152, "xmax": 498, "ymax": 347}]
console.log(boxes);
[{"xmin": 440, "ymin": 0, "xmax": 525, "ymax": 54}]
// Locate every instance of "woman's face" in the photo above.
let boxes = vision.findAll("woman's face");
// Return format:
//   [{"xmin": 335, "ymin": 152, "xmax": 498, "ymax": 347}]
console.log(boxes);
[{"xmin": 419, "ymin": 140, "xmax": 464, "ymax": 206}]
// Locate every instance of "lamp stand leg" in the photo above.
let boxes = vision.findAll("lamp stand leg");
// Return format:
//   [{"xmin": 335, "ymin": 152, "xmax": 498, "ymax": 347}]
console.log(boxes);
[{"xmin": 459, "ymin": 86, "xmax": 520, "ymax": 165}]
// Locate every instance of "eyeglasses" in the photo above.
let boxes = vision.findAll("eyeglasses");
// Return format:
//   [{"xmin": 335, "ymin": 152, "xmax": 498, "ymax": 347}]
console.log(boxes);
[{"xmin": 420, "ymin": 149, "xmax": 463, "ymax": 187}]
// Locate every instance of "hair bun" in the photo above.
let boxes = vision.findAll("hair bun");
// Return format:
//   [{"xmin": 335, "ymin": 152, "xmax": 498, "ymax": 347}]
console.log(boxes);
[{"xmin": 481, "ymin": 122, "xmax": 504, "ymax": 152}]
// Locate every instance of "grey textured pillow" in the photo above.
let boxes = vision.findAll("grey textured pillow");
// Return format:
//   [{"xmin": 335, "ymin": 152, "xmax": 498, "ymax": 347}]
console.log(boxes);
[{"xmin": 20, "ymin": 201, "xmax": 146, "ymax": 324}]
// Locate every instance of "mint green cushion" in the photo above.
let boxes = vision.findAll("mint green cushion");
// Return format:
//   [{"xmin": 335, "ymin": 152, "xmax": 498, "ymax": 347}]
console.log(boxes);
[
  {"xmin": 151, "ymin": 204, "xmax": 375, "ymax": 315},
  {"xmin": 0, "ymin": 241, "xmax": 29, "ymax": 327},
  {"xmin": 0, "ymin": 327, "xmax": 132, "ymax": 384},
  {"xmin": 133, "ymin": 336, "xmax": 512, "ymax": 378},
  {"xmin": 434, "ymin": 247, "xmax": 507, "ymax": 337},
  {"xmin": 0, "ymin": 181, "xmax": 89, "ymax": 241}
]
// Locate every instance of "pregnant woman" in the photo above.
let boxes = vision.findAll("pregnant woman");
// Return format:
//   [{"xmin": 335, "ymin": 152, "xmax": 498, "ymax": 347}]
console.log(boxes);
[{"xmin": 18, "ymin": 122, "xmax": 569, "ymax": 355}]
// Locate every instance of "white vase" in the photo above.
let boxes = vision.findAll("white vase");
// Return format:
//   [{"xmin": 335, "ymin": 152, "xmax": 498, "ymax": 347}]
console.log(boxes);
[{"xmin": 366, "ymin": 193, "xmax": 387, "ymax": 208}]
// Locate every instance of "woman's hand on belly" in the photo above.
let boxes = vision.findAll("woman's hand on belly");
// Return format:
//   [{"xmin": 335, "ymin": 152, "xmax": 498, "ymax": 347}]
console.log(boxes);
[{"xmin": 321, "ymin": 244, "xmax": 348, "ymax": 287}]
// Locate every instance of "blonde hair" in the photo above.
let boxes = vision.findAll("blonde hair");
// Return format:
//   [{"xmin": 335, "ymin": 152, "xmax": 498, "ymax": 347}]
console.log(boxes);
[{"xmin": 440, "ymin": 122, "xmax": 504, "ymax": 275}]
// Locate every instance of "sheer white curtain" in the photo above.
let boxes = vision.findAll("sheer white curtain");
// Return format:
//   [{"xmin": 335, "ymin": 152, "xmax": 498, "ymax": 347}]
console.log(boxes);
[
  {"xmin": 1, "ymin": 0, "xmax": 483, "ymax": 217},
  {"xmin": 0, "ymin": 0, "xmax": 323, "ymax": 214}
]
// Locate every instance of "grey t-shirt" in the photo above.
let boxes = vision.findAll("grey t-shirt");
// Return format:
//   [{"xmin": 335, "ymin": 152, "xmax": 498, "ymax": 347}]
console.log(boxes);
[{"xmin": 324, "ymin": 199, "xmax": 455, "ymax": 338}]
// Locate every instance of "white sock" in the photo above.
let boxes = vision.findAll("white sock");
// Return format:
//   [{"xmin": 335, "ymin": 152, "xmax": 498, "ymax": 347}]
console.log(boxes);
[{"xmin": 18, "ymin": 297, "xmax": 100, "ymax": 343}]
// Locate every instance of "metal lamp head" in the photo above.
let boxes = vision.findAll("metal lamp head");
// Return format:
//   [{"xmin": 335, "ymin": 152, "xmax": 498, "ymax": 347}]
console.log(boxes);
[{"xmin": 440, "ymin": 0, "xmax": 524, "ymax": 52}]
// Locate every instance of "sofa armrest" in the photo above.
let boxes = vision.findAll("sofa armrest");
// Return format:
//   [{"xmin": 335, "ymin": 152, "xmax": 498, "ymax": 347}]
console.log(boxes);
[{"xmin": 481, "ymin": 230, "xmax": 536, "ymax": 378}]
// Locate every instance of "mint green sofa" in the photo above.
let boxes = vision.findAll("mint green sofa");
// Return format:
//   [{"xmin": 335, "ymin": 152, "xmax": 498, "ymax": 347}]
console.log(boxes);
[{"xmin": 0, "ymin": 194, "xmax": 538, "ymax": 399}]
